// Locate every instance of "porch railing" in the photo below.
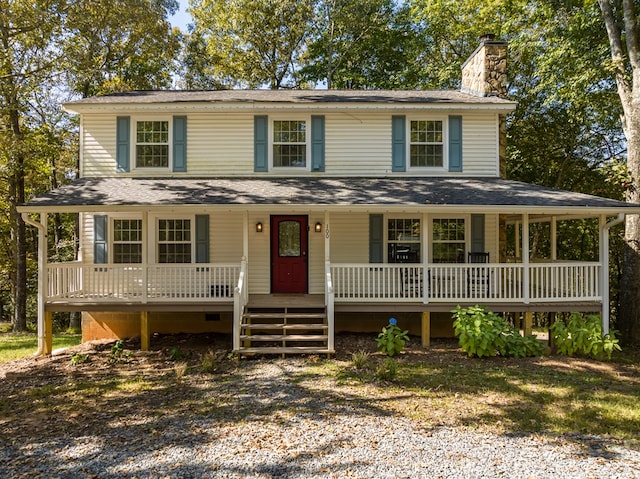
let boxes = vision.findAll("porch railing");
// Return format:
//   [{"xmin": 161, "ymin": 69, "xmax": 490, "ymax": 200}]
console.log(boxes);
[
  {"xmin": 47, "ymin": 262, "xmax": 241, "ymax": 302},
  {"xmin": 330, "ymin": 262, "xmax": 601, "ymax": 303}
]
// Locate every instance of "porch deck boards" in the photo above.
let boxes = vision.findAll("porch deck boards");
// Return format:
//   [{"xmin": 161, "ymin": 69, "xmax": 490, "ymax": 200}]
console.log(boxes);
[{"xmin": 247, "ymin": 294, "xmax": 325, "ymax": 309}]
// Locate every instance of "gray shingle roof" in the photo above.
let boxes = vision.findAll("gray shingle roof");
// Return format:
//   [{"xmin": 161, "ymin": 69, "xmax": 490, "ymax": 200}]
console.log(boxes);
[
  {"xmin": 22, "ymin": 177, "xmax": 637, "ymax": 211},
  {"xmin": 63, "ymin": 89, "xmax": 515, "ymax": 106}
]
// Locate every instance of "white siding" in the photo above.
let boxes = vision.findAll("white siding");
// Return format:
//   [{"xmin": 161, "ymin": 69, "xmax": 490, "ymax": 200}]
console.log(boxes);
[
  {"xmin": 82, "ymin": 115, "xmax": 118, "ymax": 177},
  {"xmin": 485, "ymin": 214, "xmax": 499, "ymax": 260},
  {"xmin": 329, "ymin": 213, "xmax": 370, "ymax": 263},
  {"xmin": 460, "ymin": 112, "xmax": 499, "ymax": 177},
  {"xmin": 211, "ymin": 212, "xmax": 243, "ymax": 263},
  {"xmin": 80, "ymin": 110, "xmax": 500, "ymax": 178}
]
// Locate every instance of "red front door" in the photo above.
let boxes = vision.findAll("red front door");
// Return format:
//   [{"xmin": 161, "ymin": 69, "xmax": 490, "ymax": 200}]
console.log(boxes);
[{"xmin": 271, "ymin": 215, "xmax": 308, "ymax": 293}]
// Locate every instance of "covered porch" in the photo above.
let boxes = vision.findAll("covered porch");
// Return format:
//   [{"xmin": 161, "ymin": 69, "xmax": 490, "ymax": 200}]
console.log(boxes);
[{"xmin": 19, "ymin": 176, "xmax": 638, "ymax": 355}]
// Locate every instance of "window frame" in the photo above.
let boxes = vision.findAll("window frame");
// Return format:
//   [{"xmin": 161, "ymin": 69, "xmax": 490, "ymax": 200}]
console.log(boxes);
[
  {"xmin": 430, "ymin": 216, "xmax": 468, "ymax": 263},
  {"xmin": 111, "ymin": 217, "xmax": 144, "ymax": 264},
  {"xmin": 269, "ymin": 116, "xmax": 310, "ymax": 171},
  {"xmin": 385, "ymin": 216, "xmax": 422, "ymax": 264},
  {"xmin": 132, "ymin": 116, "xmax": 172, "ymax": 171},
  {"xmin": 153, "ymin": 216, "xmax": 195, "ymax": 264},
  {"xmin": 407, "ymin": 116, "xmax": 448, "ymax": 171}
]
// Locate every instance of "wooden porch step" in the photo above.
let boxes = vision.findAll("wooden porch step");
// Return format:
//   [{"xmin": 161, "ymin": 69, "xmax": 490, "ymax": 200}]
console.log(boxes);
[
  {"xmin": 238, "ymin": 346, "xmax": 335, "ymax": 355},
  {"xmin": 243, "ymin": 312, "xmax": 326, "ymax": 320},
  {"xmin": 240, "ymin": 334, "xmax": 328, "ymax": 342},
  {"xmin": 242, "ymin": 323, "xmax": 328, "ymax": 330}
]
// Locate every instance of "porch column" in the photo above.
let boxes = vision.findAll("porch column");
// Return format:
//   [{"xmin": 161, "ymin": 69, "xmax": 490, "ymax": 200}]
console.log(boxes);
[
  {"xmin": 421, "ymin": 311, "xmax": 430, "ymax": 347},
  {"xmin": 522, "ymin": 213, "xmax": 530, "ymax": 304},
  {"xmin": 550, "ymin": 216, "xmax": 557, "ymax": 261},
  {"xmin": 43, "ymin": 311, "xmax": 53, "ymax": 355},
  {"xmin": 324, "ymin": 211, "xmax": 330, "ymax": 262},
  {"xmin": 140, "ymin": 311, "xmax": 150, "ymax": 351},
  {"xmin": 523, "ymin": 311, "xmax": 533, "ymax": 337},
  {"xmin": 324, "ymin": 211, "xmax": 334, "ymax": 352},
  {"xmin": 600, "ymin": 213, "xmax": 624, "ymax": 336},
  {"xmin": 22, "ymin": 212, "xmax": 49, "ymax": 355},
  {"xmin": 142, "ymin": 210, "xmax": 148, "ymax": 303}
]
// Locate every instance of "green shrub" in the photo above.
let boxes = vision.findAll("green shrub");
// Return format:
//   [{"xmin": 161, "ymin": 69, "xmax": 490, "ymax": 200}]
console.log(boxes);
[
  {"xmin": 452, "ymin": 305, "xmax": 544, "ymax": 358},
  {"xmin": 351, "ymin": 350, "xmax": 371, "ymax": 370},
  {"xmin": 108, "ymin": 340, "xmax": 131, "ymax": 363},
  {"xmin": 550, "ymin": 312, "xmax": 621, "ymax": 360},
  {"xmin": 375, "ymin": 357, "xmax": 398, "ymax": 381},
  {"xmin": 201, "ymin": 350, "xmax": 218, "ymax": 373},
  {"xmin": 376, "ymin": 318, "xmax": 410, "ymax": 356},
  {"xmin": 69, "ymin": 352, "xmax": 91, "ymax": 365}
]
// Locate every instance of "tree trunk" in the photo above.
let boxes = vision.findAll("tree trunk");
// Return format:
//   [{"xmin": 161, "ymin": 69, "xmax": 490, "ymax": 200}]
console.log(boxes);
[
  {"xmin": 8, "ymin": 108, "xmax": 27, "ymax": 332},
  {"xmin": 618, "ymin": 115, "xmax": 640, "ymax": 345}
]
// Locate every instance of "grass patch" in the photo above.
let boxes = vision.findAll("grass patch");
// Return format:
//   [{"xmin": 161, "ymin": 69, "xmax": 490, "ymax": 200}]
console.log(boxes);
[{"xmin": 0, "ymin": 332, "xmax": 81, "ymax": 362}]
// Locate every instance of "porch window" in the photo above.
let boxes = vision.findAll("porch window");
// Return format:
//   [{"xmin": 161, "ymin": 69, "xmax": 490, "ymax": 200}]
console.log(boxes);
[
  {"xmin": 158, "ymin": 219, "xmax": 191, "ymax": 263},
  {"xmin": 388, "ymin": 218, "xmax": 420, "ymax": 263},
  {"xmin": 273, "ymin": 120, "xmax": 306, "ymax": 167},
  {"xmin": 432, "ymin": 218, "xmax": 465, "ymax": 263},
  {"xmin": 113, "ymin": 219, "xmax": 142, "ymax": 263},
  {"xmin": 136, "ymin": 120, "xmax": 169, "ymax": 168},
  {"xmin": 410, "ymin": 120, "xmax": 443, "ymax": 168}
]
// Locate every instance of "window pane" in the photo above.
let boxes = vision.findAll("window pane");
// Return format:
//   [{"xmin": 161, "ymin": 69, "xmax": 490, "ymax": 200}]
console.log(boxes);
[
  {"xmin": 136, "ymin": 121, "xmax": 169, "ymax": 168},
  {"xmin": 279, "ymin": 221, "xmax": 301, "ymax": 257},
  {"xmin": 158, "ymin": 219, "xmax": 192, "ymax": 263},
  {"xmin": 410, "ymin": 120, "xmax": 443, "ymax": 168},
  {"xmin": 274, "ymin": 144, "xmax": 306, "ymax": 167},
  {"xmin": 113, "ymin": 219, "xmax": 142, "ymax": 264},
  {"xmin": 432, "ymin": 219, "xmax": 465, "ymax": 263},
  {"xmin": 387, "ymin": 218, "xmax": 420, "ymax": 263},
  {"xmin": 273, "ymin": 120, "xmax": 306, "ymax": 167}
]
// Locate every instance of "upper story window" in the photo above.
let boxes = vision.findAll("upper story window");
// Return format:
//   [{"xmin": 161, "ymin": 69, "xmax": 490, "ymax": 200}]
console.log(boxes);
[
  {"xmin": 410, "ymin": 120, "xmax": 444, "ymax": 168},
  {"xmin": 432, "ymin": 218, "xmax": 466, "ymax": 263},
  {"xmin": 158, "ymin": 219, "xmax": 192, "ymax": 263},
  {"xmin": 273, "ymin": 120, "xmax": 307, "ymax": 168},
  {"xmin": 136, "ymin": 120, "xmax": 169, "ymax": 168},
  {"xmin": 113, "ymin": 219, "xmax": 143, "ymax": 263},
  {"xmin": 388, "ymin": 218, "xmax": 421, "ymax": 263}
]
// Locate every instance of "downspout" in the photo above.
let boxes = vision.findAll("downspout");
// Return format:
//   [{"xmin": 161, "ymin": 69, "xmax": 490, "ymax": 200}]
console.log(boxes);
[
  {"xmin": 21, "ymin": 212, "xmax": 47, "ymax": 356},
  {"xmin": 601, "ymin": 213, "xmax": 625, "ymax": 336}
]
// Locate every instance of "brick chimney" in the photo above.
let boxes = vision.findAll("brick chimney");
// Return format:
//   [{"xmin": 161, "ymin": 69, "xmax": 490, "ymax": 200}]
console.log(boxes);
[{"xmin": 461, "ymin": 34, "xmax": 508, "ymax": 99}]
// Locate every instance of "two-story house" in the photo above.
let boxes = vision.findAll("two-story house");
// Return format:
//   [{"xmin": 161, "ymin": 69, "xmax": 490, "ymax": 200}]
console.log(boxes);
[{"xmin": 20, "ymin": 37, "xmax": 640, "ymax": 355}]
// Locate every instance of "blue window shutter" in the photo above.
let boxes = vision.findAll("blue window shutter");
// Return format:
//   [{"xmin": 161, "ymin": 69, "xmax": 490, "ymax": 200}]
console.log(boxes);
[
  {"xmin": 449, "ymin": 115, "xmax": 463, "ymax": 172},
  {"xmin": 311, "ymin": 115, "xmax": 325, "ymax": 172},
  {"xmin": 391, "ymin": 115, "xmax": 406, "ymax": 172},
  {"xmin": 94, "ymin": 215, "xmax": 108, "ymax": 264},
  {"xmin": 116, "ymin": 116, "xmax": 130, "ymax": 172},
  {"xmin": 369, "ymin": 214, "xmax": 384, "ymax": 263},
  {"xmin": 470, "ymin": 214, "xmax": 485, "ymax": 253},
  {"xmin": 195, "ymin": 214, "xmax": 210, "ymax": 263},
  {"xmin": 254, "ymin": 115, "xmax": 268, "ymax": 172},
  {"xmin": 173, "ymin": 115, "xmax": 187, "ymax": 172}
]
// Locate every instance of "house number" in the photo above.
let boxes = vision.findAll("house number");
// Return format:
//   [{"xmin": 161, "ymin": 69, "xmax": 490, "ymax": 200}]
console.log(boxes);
[{"xmin": 325, "ymin": 225, "xmax": 330, "ymax": 239}]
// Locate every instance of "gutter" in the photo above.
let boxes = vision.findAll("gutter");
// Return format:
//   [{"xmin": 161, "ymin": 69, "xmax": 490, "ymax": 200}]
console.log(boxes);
[{"xmin": 21, "ymin": 212, "xmax": 47, "ymax": 356}]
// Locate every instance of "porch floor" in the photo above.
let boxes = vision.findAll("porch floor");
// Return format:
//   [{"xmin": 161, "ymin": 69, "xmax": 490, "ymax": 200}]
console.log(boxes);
[{"xmin": 45, "ymin": 296, "xmax": 601, "ymax": 314}]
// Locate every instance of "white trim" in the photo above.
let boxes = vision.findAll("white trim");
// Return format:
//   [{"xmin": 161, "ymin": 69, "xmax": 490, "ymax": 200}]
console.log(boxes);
[
  {"xmin": 269, "ymin": 115, "xmax": 311, "ymax": 171},
  {"xmin": 430, "ymin": 214, "xmax": 470, "ymax": 263},
  {"xmin": 406, "ymin": 116, "xmax": 448, "ymax": 172},
  {"xmin": 149, "ymin": 213, "xmax": 196, "ymax": 265},
  {"xmin": 131, "ymin": 116, "xmax": 173, "ymax": 172}
]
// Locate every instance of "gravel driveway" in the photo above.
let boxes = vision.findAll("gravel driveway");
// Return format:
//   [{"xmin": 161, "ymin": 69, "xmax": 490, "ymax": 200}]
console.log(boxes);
[{"xmin": 2, "ymin": 356, "xmax": 639, "ymax": 479}]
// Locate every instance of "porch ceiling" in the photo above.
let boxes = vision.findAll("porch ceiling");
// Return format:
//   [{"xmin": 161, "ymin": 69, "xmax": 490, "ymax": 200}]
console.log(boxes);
[{"xmin": 20, "ymin": 176, "xmax": 640, "ymax": 215}]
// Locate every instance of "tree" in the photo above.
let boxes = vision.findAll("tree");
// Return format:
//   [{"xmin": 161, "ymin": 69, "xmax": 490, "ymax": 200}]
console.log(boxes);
[
  {"xmin": 0, "ymin": 0, "xmax": 66, "ymax": 331},
  {"xmin": 63, "ymin": 0, "xmax": 180, "ymax": 97},
  {"xmin": 301, "ymin": 0, "xmax": 427, "ymax": 89},
  {"xmin": 188, "ymin": 0, "xmax": 314, "ymax": 89},
  {"xmin": 598, "ymin": 0, "xmax": 640, "ymax": 345}
]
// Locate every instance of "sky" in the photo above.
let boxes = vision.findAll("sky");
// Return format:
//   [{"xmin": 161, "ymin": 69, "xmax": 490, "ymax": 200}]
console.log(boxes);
[{"xmin": 169, "ymin": 0, "xmax": 192, "ymax": 31}]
